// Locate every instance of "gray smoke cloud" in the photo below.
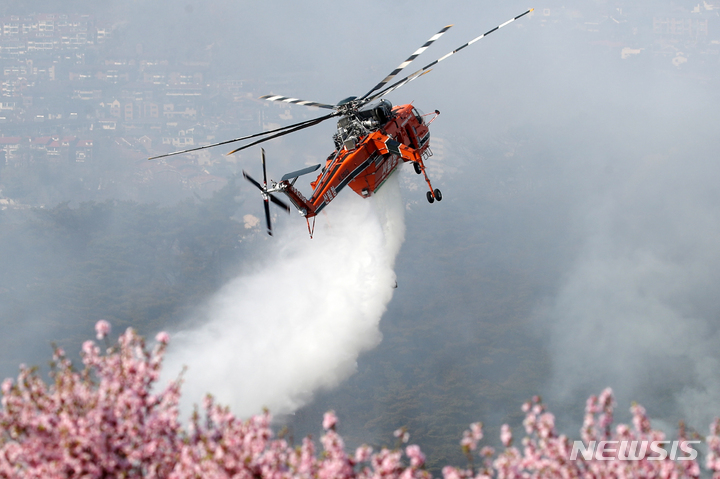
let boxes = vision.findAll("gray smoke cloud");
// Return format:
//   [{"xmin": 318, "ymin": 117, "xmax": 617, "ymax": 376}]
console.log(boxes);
[
  {"xmin": 161, "ymin": 174, "xmax": 405, "ymax": 417},
  {"xmin": 543, "ymin": 134, "xmax": 720, "ymax": 430}
]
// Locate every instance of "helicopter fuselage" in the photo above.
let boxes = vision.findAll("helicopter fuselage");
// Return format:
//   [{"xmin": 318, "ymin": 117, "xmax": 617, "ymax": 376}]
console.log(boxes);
[{"xmin": 278, "ymin": 103, "xmax": 436, "ymax": 218}]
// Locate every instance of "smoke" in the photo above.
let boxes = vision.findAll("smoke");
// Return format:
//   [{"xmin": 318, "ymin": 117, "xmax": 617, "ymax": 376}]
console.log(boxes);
[
  {"xmin": 161, "ymin": 174, "xmax": 405, "ymax": 418},
  {"xmin": 542, "ymin": 140, "xmax": 720, "ymax": 430}
]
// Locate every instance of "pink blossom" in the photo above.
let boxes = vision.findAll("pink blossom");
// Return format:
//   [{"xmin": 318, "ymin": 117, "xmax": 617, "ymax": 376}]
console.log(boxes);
[
  {"xmin": 461, "ymin": 431, "xmax": 476, "ymax": 451},
  {"xmin": 406, "ymin": 444, "xmax": 425, "ymax": 468},
  {"xmin": 155, "ymin": 331, "xmax": 170, "ymax": 344},
  {"xmin": 355, "ymin": 444, "xmax": 372, "ymax": 463},
  {"xmin": 442, "ymin": 465, "xmax": 465, "ymax": 479},
  {"xmin": 0, "ymin": 322, "xmax": 713, "ymax": 478},
  {"xmin": 323, "ymin": 410, "xmax": 338, "ymax": 430},
  {"xmin": 500, "ymin": 424, "xmax": 513, "ymax": 447},
  {"xmin": 395, "ymin": 427, "xmax": 410, "ymax": 443},
  {"xmin": 1, "ymin": 378, "xmax": 12, "ymax": 395},
  {"xmin": 470, "ymin": 422, "xmax": 483, "ymax": 442},
  {"xmin": 95, "ymin": 319, "xmax": 111, "ymax": 339}
]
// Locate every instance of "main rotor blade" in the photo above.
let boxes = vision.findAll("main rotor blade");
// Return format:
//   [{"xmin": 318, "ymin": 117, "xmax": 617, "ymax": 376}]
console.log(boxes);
[
  {"xmin": 242, "ymin": 170, "xmax": 264, "ymax": 191},
  {"xmin": 264, "ymin": 198, "xmax": 272, "ymax": 236},
  {"xmin": 259, "ymin": 94, "xmax": 336, "ymax": 110},
  {"xmin": 359, "ymin": 24, "xmax": 453, "ymax": 101},
  {"xmin": 148, "ymin": 114, "xmax": 335, "ymax": 160},
  {"xmin": 227, "ymin": 112, "xmax": 338, "ymax": 155},
  {"xmin": 366, "ymin": 8, "xmax": 534, "ymax": 103},
  {"xmin": 370, "ymin": 69, "xmax": 433, "ymax": 100},
  {"xmin": 269, "ymin": 193, "xmax": 291, "ymax": 213}
]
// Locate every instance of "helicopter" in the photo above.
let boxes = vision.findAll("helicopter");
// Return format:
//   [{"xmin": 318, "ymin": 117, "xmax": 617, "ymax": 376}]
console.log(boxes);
[{"xmin": 149, "ymin": 9, "xmax": 533, "ymax": 236}]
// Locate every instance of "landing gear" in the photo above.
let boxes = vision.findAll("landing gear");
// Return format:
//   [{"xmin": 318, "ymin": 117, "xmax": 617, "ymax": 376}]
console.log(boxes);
[
  {"xmin": 414, "ymin": 155, "xmax": 442, "ymax": 204},
  {"xmin": 426, "ymin": 189, "xmax": 442, "ymax": 203}
]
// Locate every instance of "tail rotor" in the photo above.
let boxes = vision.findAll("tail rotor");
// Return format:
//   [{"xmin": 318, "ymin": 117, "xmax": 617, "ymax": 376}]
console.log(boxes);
[{"xmin": 243, "ymin": 148, "xmax": 291, "ymax": 236}]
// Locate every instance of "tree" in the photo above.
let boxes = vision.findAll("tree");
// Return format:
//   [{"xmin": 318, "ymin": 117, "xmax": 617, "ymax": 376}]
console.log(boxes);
[{"xmin": 0, "ymin": 321, "xmax": 717, "ymax": 478}]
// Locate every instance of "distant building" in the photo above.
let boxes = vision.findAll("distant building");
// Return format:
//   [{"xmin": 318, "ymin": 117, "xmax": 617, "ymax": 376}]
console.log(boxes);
[
  {"xmin": 109, "ymin": 99, "xmax": 121, "ymax": 118},
  {"xmin": 0, "ymin": 13, "xmax": 108, "ymax": 53},
  {"xmin": 162, "ymin": 128, "xmax": 195, "ymax": 147},
  {"xmin": 75, "ymin": 139, "xmax": 92, "ymax": 161},
  {"xmin": 137, "ymin": 135, "xmax": 152, "ymax": 150},
  {"xmin": 162, "ymin": 103, "xmax": 197, "ymax": 120},
  {"xmin": 653, "ymin": 15, "xmax": 708, "ymax": 37},
  {"xmin": 29, "ymin": 136, "xmax": 51, "ymax": 156},
  {"xmin": 73, "ymin": 89, "xmax": 102, "ymax": 100},
  {"xmin": 0, "ymin": 136, "xmax": 21, "ymax": 161},
  {"xmin": 46, "ymin": 139, "xmax": 61, "ymax": 157}
]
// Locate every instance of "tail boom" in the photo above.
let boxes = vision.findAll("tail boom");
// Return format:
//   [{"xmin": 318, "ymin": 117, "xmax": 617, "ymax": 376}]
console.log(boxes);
[{"xmin": 276, "ymin": 181, "xmax": 318, "ymax": 218}]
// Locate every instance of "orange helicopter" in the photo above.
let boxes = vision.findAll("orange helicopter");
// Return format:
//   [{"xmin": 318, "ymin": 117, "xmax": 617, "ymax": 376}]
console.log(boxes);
[{"xmin": 150, "ymin": 9, "xmax": 533, "ymax": 236}]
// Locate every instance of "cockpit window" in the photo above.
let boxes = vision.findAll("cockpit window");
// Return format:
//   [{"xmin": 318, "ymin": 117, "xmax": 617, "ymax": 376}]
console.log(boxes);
[{"xmin": 413, "ymin": 107, "xmax": 425, "ymax": 124}]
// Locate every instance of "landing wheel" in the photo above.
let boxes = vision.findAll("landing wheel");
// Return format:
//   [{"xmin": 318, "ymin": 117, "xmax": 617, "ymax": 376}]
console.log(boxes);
[
  {"xmin": 426, "ymin": 191, "xmax": 435, "ymax": 203},
  {"xmin": 434, "ymin": 189, "xmax": 442, "ymax": 201},
  {"xmin": 413, "ymin": 162, "xmax": 422, "ymax": 175}
]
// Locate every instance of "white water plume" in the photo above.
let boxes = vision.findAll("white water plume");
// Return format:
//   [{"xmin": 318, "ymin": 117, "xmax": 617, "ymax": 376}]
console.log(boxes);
[{"xmin": 162, "ymin": 173, "xmax": 405, "ymax": 418}]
